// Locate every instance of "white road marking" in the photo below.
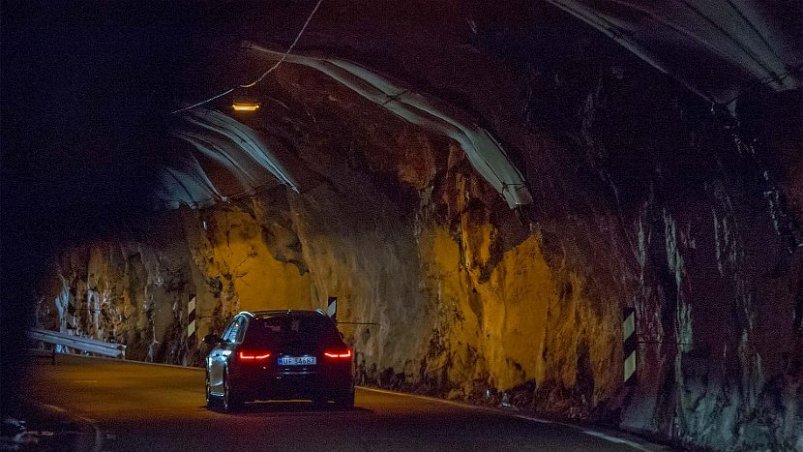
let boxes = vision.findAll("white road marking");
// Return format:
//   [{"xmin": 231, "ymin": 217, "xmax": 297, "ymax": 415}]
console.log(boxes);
[
  {"xmin": 582, "ymin": 430, "xmax": 654, "ymax": 452},
  {"xmin": 359, "ymin": 386, "xmax": 661, "ymax": 451},
  {"xmin": 40, "ymin": 403, "xmax": 104, "ymax": 452},
  {"xmin": 359, "ymin": 386, "xmax": 501, "ymax": 414},
  {"xmin": 513, "ymin": 414, "xmax": 554, "ymax": 424}
]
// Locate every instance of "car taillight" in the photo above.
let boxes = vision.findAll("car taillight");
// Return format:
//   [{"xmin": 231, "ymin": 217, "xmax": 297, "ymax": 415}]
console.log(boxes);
[
  {"xmin": 238, "ymin": 350, "xmax": 271, "ymax": 361},
  {"xmin": 324, "ymin": 348, "xmax": 352, "ymax": 359}
]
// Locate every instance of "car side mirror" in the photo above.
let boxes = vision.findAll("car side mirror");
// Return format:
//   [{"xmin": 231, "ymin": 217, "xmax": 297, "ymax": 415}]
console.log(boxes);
[{"xmin": 203, "ymin": 333, "xmax": 221, "ymax": 345}]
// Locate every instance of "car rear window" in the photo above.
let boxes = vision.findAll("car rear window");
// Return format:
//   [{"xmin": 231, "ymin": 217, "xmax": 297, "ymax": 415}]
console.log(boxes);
[{"xmin": 244, "ymin": 315, "xmax": 338, "ymax": 343}]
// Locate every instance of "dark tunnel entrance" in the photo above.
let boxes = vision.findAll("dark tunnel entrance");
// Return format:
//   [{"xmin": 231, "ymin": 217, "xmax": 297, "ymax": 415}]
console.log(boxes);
[{"xmin": 2, "ymin": 2, "xmax": 801, "ymax": 450}]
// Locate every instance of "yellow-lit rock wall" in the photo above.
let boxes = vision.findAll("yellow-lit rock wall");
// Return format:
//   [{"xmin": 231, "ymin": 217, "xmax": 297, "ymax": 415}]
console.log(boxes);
[
  {"xmin": 413, "ymin": 208, "xmax": 622, "ymax": 415},
  {"xmin": 178, "ymin": 202, "xmax": 314, "ymax": 336},
  {"xmin": 417, "ymin": 226, "xmax": 552, "ymax": 391},
  {"xmin": 284, "ymin": 185, "xmax": 433, "ymax": 377}
]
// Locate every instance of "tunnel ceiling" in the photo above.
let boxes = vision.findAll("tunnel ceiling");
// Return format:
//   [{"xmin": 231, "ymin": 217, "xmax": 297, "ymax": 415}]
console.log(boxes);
[
  {"xmin": 545, "ymin": 0, "xmax": 801, "ymax": 102},
  {"xmin": 151, "ymin": 0, "xmax": 801, "ymax": 211},
  {"xmin": 2, "ymin": 0, "xmax": 800, "ymax": 225},
  {"xmin": 165, "ymin": 44, "xmax": 533, "ymax": 210}
]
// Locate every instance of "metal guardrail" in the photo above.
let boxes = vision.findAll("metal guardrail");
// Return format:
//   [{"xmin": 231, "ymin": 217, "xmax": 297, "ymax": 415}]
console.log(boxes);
[{"xmin": 28, "ymin": 328, "xmax": 126, "ymax": 359}]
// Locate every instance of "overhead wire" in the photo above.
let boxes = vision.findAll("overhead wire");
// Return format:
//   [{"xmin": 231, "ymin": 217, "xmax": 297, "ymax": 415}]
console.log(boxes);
[
  {"xmin": 170, "ymin": 0, "xmax": 324, "ymax": 115},
  {"xmin": 239, "ymin": 0, "xmax": 323, "ymax": 88},
  {"xmin": 171, "ymin": 88, "xmax": 236, "ymax": 116}
]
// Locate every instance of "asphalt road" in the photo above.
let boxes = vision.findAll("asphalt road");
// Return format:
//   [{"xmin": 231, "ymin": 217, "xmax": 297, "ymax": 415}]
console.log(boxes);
[{"xmin": 23, "ymin": 355, "xmax": 666, "ymax": 451}]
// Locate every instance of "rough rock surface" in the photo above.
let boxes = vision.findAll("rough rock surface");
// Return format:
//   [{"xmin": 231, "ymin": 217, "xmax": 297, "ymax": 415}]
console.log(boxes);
[{"xmin": 34, "ymin": 2, "xmax": 801, "ymax": 450}]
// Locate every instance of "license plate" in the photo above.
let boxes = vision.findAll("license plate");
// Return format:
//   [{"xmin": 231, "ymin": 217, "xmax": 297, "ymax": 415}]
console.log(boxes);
[{"xmin": 278, "ymin": 355, "xmax": 316, "ymax": 366}]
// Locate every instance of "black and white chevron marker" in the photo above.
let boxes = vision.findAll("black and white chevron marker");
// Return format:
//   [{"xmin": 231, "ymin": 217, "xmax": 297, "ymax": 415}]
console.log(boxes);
[
  {"xmin": 623, "ymin": 306, "xmax": 637, "ymax": 385},
  {"xmin": 187, "ymin": 296, "xmax": 197, "ymax": 343},
  {"xmin": 327, "ymin": 296, "xmax": 337, "ymax": 322}
]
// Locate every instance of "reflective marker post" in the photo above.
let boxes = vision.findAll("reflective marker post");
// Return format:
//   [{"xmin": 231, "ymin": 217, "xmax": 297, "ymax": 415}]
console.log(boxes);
[
  {"xmin": 187, "ymin": 295, "xmax": 197, "ymax": 347},
  {"xmin": 623, "ymin": 307, "xmax": 637, "ymax": 385},
  {"xmin": 328, "ymin": 296, "xmax": 337, "ymax": 323}
]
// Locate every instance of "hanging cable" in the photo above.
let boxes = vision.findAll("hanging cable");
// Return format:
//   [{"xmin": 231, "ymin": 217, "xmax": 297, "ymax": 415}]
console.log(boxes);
[
  {"xmin": 171, "ymin": 0, "xmax": 324, "ymax": 115},
  {"xmin": 171, "ymin": 88, "xmax": 236, "ymax": 116},
  {"xmin": 239, "ymin": 0, "xmax": 322, "ymax": 88}
]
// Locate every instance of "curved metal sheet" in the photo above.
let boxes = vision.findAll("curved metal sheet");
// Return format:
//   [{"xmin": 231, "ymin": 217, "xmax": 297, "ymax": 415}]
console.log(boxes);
[{"xmin": 245, "ymin": 42, "xmax": 534, "ymax": 208}]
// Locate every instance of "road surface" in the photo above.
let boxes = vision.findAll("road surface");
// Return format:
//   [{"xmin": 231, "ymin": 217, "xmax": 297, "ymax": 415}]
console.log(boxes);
[{"xmin": 24, "ymin": 355, "xmax": 667, "ymax": 451}]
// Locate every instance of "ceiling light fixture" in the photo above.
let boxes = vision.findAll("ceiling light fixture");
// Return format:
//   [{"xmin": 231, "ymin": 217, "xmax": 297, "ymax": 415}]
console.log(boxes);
[
  {"xmin": 171, "ymin": 0, "xmax": 323, "ymax": 115},
  {"xmin": 231, "ymin": 102, "xmax": 261, "ymax": 112}
]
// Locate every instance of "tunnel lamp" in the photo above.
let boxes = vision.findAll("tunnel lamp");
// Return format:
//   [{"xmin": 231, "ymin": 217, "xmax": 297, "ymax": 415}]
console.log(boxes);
[{"xmin": 232, "ymin": 101, "xmax": 261, "ymax": 112}]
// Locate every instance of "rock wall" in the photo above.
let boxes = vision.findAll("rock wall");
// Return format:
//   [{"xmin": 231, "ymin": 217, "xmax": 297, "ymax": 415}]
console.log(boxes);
[
  {"xmin": 39, "ymin": 105, "xmax": 801, "ymax": 448},
  {"xmin": 34, "ymin": 3, "xmax": 802, "ymax": 451}
]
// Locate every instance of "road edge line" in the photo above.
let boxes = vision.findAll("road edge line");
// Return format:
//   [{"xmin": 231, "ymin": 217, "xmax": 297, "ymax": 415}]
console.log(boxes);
[
  {"xmin": 48, "ymin": 352, "xmax": 204, "ymax": 371},
  {"xmin": 357, "ymin": 386, "xmax": 663, "ymax": 451},
  {"xmin": 39, "ymin": 403, "xmax": 103, "ymax": 452}
]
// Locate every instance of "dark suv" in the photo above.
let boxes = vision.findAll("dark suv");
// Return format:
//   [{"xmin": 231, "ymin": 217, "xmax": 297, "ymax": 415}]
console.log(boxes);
[{"xmin": 203, "ymin": 310, "xmax": 355, "ymax": 412}]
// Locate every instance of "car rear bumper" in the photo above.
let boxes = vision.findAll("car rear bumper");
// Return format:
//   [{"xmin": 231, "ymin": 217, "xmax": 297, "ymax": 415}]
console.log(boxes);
[{"xmin": 232, "ymin": 366, "xmax": 353, "ymax": 401}]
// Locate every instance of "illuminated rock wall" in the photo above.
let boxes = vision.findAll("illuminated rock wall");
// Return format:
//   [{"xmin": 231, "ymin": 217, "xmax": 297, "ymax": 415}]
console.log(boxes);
[
  {"xmin": 39, "ymin": 116, "xmax": 802, "ymax": 450},
  {"xmin": 40, "ymin": 201, "xmax": 313, "ymax": 364},
  {"xmin": 36, "ymin": 2, "xmax": 802, "ymax": 450}
]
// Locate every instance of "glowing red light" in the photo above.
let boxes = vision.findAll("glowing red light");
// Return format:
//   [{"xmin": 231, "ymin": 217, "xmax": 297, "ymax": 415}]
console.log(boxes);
[
  {"xmin": 324, "ymin": 349, "xmax": 352, "ymax": 359},
  {"xmin": 238, "ymin": 350, "xmax": 271, "ymax": 361}
]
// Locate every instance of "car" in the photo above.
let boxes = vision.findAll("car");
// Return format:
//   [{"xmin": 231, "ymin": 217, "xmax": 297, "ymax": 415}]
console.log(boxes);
[{"xmin": 203, "ymin": 310, "xmax": 355, "ymax": 412}]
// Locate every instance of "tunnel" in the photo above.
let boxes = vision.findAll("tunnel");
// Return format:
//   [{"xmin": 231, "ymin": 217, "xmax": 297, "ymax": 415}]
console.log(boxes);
[{"xmin": 2, "ymin": 1, "xmax": 801, "ymax": 450}]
